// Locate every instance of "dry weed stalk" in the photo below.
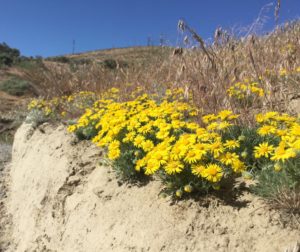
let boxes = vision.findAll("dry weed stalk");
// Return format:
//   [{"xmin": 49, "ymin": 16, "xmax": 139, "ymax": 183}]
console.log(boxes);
[{"xmin": 20, "ymin": 20, "xmax": 300, "ymax": 123}]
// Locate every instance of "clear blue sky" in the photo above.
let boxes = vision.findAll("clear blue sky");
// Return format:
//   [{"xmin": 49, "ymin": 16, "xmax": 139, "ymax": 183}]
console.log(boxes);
[{"xmin": 1, "ymin": 0, "xmax": 299, "ymax": 57}]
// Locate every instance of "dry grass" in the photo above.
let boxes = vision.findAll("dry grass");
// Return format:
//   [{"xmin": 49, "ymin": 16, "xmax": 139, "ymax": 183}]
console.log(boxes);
[
  {"xmin": 20, "ymin": 20, "xmax": 300, "ymax": 122},
  {"xmin": 272, "ymin": 188, "xmax": 300, "ymax": 215}
]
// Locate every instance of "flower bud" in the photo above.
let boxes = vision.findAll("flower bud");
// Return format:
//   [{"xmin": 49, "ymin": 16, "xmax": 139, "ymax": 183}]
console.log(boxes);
[
  {"xmin": 238, "ymin": 135, "xmax": 246, "ymax": 141},
  {"xmin": 175, "ymin": 189, "xmax": 183, "ymax": 198},
  {"xmin": 274, "ymin": 163, "xmax": 282, "ymax": 172},
  {"xmin": 184, "ymin": 185, "xmax": 193, "ymax": 193},
  {"xmin": 212, "ymin": 184, "xmax": 220, "ymax": 190},
  {"xmin": 241, "ymin": 151, "xmax": 248, "ymax": 158},
  {"xmin": 242, "ymin": 171, "xmax": 253, "ymax": 180}
]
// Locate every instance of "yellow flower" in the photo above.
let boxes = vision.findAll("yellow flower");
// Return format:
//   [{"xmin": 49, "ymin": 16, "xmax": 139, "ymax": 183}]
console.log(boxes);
[
  {"xmin": 67, "ymin": 125, "xmax": 77, "ymax": 132},
  {"xmin": 254, "ymin": 142, "xmax": 275, "ymax": 158},
  {"xmin": 290, "ymin": 124, "xmax": 300, "ymax": 136},
  {"xmin": 108, "ymin": 148, "xmax": 120, "ymax": 160},
  {"xmin": 152, "ymin": 151, "xmax": 168, "ymax": 166},
  {"xmin": 220, "ymin": 152, "xmax": 239, "ymax": 165},
  {"xmin": 156, "ymin": 130, "xmax": 169, "ymax": 139},
  {"xmin": 224, "ymin": 140, "xmax": 240, "ymax": 150},
  {"xmin": 271, "ymin": 142, "xmax": 296, "ymax": 162},
  {"xmin": 138, "ymin": 124, "xmax": 152, "ymax": 134},
  {"xmin": 206, "ymin": 122, "xmax": 218, "ymax": 131},
  {"xmin": 109, "ymin": 140, "xmax": 120, "ymax": 150},
  {"xmin": 208, "ymin": 140, "xmax": 224, "ymax": 158},
  {"xmin": 202, "ymin": 164, "xmax": 223, "ymax": 183},
  {"xmin": 145, "ymin": 159, "xmax": 160, "ymax": 175},
  {"xmin": 218, "ymin": 121, "xmax": 232, "ymax": 130},
  {"xmin": 255, "ymin": 113, "xmax": 265, "ymax": 123},
  {"xmin": 184, "ymin": 149, "xmax": 203, "ymax": 164},
  {"xmin": 170, "ymin": 144, "xmax": 187, "ymax": 160},
  {"xmin": 141, "ymin": 140, "xmax": 154, "ymax": 152},
  {"xmin": 123, "ymin": 131, "xmax": 136, "ymax": 143},
  {"xmin": 133, "ymin": 135, "xmax": 145, "ymax": 148},
  {"xmin": 164, "ymin": 161, "xmax": 184, "ymax": 174},
  {"xmin": 257, "ymin": 125, "xmax": 276, "ymax": 136},
  {"xmin": 218, "ymin": 110, "xmax": 233, "ymax": 120},
  {"xmin": 202, "ymin": 114, "xmax": 218, "ymax": 124},
  {"xmin": 231, "ymin": 160, "xmax": 245, "ymax": 173},
  {"xmin": 279, "ymin": 69, "xmax": 287, "ymax": 76},
  {"xmin": 191, "ymin": 164, "xmax": 206, "ymax": 177},
  {"xmin": 135, "ymin": 158, "xmax": 146, "ymax": 171}
]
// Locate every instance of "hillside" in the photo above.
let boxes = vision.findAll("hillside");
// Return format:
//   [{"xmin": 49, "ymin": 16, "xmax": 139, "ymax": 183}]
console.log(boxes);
[
  {"xmin": 0, "ymin": 19, "xmax": 300, "ymax": 252},
  {"xmin": 64, "ymin": 46, "xmax": 172, "ymax": 64},
  {"xmin": 3, "ymin": 123, "xmax": 300, "ymax": 252}
]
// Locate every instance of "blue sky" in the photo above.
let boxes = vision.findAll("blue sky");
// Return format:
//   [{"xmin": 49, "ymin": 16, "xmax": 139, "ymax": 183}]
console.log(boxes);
[{"xmin": 1, "ymin": 0, "xmax": 299, "ymax": 57}]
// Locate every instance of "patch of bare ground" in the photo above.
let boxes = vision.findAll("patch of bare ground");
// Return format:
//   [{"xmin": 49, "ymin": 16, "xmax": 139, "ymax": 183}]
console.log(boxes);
[{"xmin": 5, "ymin": 123, "xmax": 300, "ymax": 252}]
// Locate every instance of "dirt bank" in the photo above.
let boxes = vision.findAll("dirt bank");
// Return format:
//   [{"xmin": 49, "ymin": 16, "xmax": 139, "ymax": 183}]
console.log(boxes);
[
  {"xmin": 5, "ymin": 123, "xmax": 300, "ymax": 252},
  {"xmin": 0, "ymin": 140, "xmax": 12, "ymax": 251}
]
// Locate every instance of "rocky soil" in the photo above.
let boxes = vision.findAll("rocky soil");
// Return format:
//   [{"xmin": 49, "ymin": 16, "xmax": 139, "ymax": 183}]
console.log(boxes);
[
  {"xmin": 0, "ymin": 140, "xmax": 12, "ymax": 251},
  {"xmin": 3, "ymin": 123, "xmax": 300, "ymax": 252}
]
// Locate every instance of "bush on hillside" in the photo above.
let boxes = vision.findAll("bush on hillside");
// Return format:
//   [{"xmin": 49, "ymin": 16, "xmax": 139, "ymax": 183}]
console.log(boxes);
[
  {"xmin": 0, "ymin": 77, "xmax": 32, "ymax": 96},
  {"xmin": 0, "ymin": 42, "xmax": 21, "ymax": 67}
]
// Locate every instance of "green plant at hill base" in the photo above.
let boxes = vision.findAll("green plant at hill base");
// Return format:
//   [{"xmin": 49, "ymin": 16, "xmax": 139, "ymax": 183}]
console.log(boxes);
[
  {"xmin": 251, "ymin": 157, "xmax": 300, "ymax": 214},
  {"xmin": 0, "ymin": 42, "xmax": 20, "ymax": 67},
  {"xmin": 25, "ymin": 109, "xmax": 49, "ymax": 128},
  {"xmin": 103, "ymin": 59, "xmax": 118, "ymax": 69},
  {"xmin": 0, "ymin": 77, "xmax": 32, "ymax": 96},
  {"xmin": 16, "ymin": 58, "xmax": 44, "ymax": 71}
]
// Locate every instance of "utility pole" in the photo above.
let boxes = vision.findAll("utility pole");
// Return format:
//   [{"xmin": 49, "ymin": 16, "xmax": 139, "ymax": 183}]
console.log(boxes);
[
  {"xmin": 72, "ymin": 39, "xmax": 76, "ymax": 54},
  {"xmin": 147, "ymin": 36, "xmax": 152, "ymax": 46},
  {"xmin": 159, "ymin": 34, "xmax": 164, "ymax": 46}
]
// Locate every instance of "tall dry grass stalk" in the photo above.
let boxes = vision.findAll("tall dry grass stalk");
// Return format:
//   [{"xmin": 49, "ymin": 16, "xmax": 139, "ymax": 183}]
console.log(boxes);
[{"xmin": 21, "ymin": 20, "xmax": 300, "ymax": 123}]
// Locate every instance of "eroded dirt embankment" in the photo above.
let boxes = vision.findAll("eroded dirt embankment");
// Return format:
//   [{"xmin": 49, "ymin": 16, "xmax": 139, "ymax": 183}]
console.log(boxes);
[{"xmin": 4, "ymin": 123, "xmax": 300, "ymax": 252}]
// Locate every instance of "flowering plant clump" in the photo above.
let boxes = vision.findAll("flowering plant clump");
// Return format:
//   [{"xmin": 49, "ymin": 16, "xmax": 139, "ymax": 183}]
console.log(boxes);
[
  {"xmin": 27, "ymin": 91, "xmax": 100, "ymax": 120},
  {"xmin": 28, "ymin": 82, "xmax": 300, "ymax": 203},
  {"xmin": 68, "ymin": 88, "xmax": 252, "ymax": 197},
  {"xmin": 255, "ymin": 111, "xmax": 300, "ymax": 163},
  {"xmin": 227, "ymin": 79, "xmax": 265, "ymax": 101},
  {"xmin": 251, "ymin": 111, "xmax": 300, "ymax": 204}
]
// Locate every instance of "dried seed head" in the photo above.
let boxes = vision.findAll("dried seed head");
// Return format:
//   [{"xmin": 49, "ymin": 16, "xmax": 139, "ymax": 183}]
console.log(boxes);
[
  {"xmin": 178, "ymin": 20, "xmax": 185, "ymax": 32},
  {"xmin": 184, "ymin": 36, "xmax": 189, "ymax": 45}
]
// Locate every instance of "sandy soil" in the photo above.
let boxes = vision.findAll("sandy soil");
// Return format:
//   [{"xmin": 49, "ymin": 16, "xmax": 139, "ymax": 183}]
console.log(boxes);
[
  {"xmin": 3, "ymin": 123, "xmax": 300, "ymax": 252},
  {"xmin": 0, "ymin": 141, "xmax": 12, "ymax": 252}
]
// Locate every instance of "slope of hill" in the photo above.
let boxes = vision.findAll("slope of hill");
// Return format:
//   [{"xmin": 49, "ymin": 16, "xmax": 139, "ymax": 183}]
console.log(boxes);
[{"xmin": 4, "ymin": 123, "xmax": 300, "ymax": 252}]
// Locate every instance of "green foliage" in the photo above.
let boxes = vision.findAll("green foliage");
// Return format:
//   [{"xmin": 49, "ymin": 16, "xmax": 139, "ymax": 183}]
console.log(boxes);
[
  {"xmin": 0, "ymin": 77, "xmax": 32, "ymax": 96},
  {"xmin": 112, "ymin": 147, "xmax": 149, "ymax": 183},
  {"xmin": 103, "ymin": 59, "xmax": 118, "ymax": 69},
  {"xmin": 47, "ymin": 56, "xmax": 71, "ymax": 64},
  {"xmin": 101, "ymin": 59, "xmax": 129, "ymax": 70},
  {"xmin": 251, "ymin": 157, "xmax": 300, "ymax": 213},
  {"xmin": 25, "ymin": 109, "xmax": 49, "ymax": 127},
  {"xmin": 157, "ymin": 168, "xmax": 211, "ymax": 198},
  {"xmin": 74, "ymin": 125, "xmax": 98, "ymax": 140},
  {"xmin": 16, "ymin": 58, "xmax": 44, "ymax": 70},
  {"xmin": 0, "ymin": 42, "xmax": 21, "ymax": 67}
]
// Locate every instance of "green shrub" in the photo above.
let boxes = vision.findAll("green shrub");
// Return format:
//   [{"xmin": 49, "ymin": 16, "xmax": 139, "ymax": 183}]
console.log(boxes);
[
  {"xmin": 251, "ymin": 157, "xmax": 300, "ymax": 214},
  {"xmin": 103, "ymin": 59, "xmax": 117, "ymax": 69},
  {"xmin": 101, "ymin": 59, "xmax": 129, "ymax": 69},
  {"xmin": 47, "ymin": 56, "xmax": 71, "ymax": 64},
  {"xmin": 0, "ymin": 42, "xmax": 21, "ymax": 67},
  {"xmin": 0, "ymin": 77, "xmax": 32, "ymax": 96}
]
